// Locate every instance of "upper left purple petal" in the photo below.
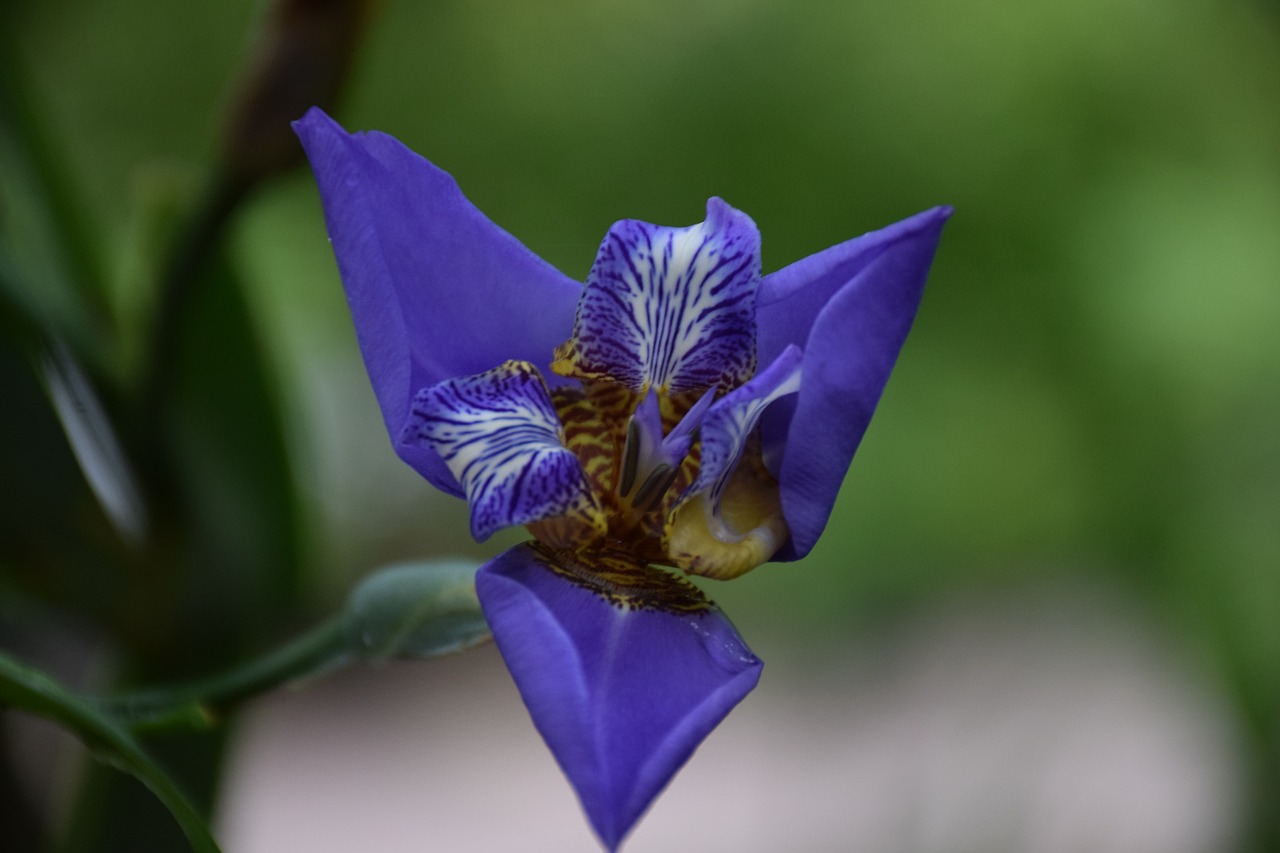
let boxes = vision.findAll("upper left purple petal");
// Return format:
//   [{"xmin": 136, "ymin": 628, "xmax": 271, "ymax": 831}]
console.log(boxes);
[{"xmin": 294, "ymin": 108, "xmax": 582, "ymax": 495}]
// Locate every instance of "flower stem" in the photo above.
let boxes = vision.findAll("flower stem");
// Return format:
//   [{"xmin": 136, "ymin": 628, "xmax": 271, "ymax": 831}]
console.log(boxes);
[
  {"xmin": 0, "ymin": 652, "xmax": 222, "ymax": 852},
  {"xmin": 101, "ymin": 616, "xmax": 352, "ymax": 731}
]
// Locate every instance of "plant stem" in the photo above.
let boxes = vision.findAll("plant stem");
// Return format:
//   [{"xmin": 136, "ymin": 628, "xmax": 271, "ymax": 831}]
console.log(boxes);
[
  {"xmin": 102, "ymin": 616, "xmax": 351, "ymax": 730},
  {"xmin": 0, "ymin": 653, "xmax": 222, "ymax": 852}
]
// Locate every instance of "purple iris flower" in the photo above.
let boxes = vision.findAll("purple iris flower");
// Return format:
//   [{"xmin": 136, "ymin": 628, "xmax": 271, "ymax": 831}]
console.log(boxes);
[{"xmin": 295, "ymin": 107, "xmax": 949, "ymax": 850}]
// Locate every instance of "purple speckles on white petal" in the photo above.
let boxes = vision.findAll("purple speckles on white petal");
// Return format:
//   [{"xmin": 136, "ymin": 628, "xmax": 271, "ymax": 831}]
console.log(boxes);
[
  {"xmin": 570, "ymin": 198, "xmax": 760, "ymax": 395},
  {"xmin": 401, "ymin": 361, "xmax": 599, "ymax": 541}
]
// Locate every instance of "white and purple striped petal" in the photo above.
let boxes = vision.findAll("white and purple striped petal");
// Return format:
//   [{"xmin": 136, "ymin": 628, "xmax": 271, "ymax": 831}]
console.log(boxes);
[
  {"xmin": 401, "ymin": 362, "xmax": 601, "ymax": 542},
  {"xmin": 565, "ymin": 198, "xmax": 760, "ymax": 395},
  {"xmin": 692, "ymin": 344, "xmax": 804, "ymax": 523},
  {"xmin": 477, "ymin": 544, "xmax": 762, "ymax": 852}
]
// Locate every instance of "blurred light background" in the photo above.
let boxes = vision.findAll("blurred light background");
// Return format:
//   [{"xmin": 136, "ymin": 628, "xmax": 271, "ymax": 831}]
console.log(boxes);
[{"xmin": 4, "ymin": 0, "xmax": 1279, "ymax": 850}]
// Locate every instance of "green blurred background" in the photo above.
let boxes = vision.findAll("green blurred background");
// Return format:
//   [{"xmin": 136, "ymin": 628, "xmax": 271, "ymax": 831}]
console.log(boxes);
[{"xmin": 2, "ymin": 0, "xmax": 1278, "ymax": 850}]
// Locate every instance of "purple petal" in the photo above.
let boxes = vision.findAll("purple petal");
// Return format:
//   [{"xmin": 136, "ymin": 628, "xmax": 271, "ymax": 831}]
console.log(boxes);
[
  {"xmin": 293, "ymin": 108, "xmax": 582, "ymax": 496},
  {"xmin": 477, "ymin": 544, "xmax": 762, "ymax": 850},
  {"xmin": 401, "ymin": 362, "xmax": 602, "ymax": 542},
  {"xmin": 563, "ymin": 198, "xmax": 760, "ymax": 395},
  {"xmin": 756, "ymin": 207, "xmax": 951, "ymax": 560}
]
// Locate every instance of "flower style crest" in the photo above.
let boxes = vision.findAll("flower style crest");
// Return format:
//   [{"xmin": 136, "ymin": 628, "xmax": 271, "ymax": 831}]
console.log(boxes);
[
  {"xmin": 555, "ymin": 197, "xmax": 760, "ymax": 395},
  {"xmin": 296, "ymin": 107, "xmax": 949, "ymax": 851}
]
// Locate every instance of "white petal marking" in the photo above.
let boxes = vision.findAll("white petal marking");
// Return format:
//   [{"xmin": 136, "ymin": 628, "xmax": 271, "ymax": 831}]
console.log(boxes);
[{"xmin": 402, "ymin": 361, "xmax": 601, "ymax": 541}]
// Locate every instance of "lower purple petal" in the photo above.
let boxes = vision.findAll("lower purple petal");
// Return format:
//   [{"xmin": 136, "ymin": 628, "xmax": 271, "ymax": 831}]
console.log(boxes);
[
  {"xmin": 477, "ymin": 544, "xmax": 762, "ymax": 850},
  {"xmin": 756, "ymin": 207, "xmax": 951, "ymax": 560}
]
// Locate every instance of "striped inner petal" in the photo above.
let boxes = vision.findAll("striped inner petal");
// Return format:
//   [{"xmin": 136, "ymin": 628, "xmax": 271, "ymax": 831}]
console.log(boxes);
[
  {"xmin": 691, "ymin": 344, "xmax": 804, "ymax": 520},
  {"xmin": 402, "ymin": 361, "xmax": 603, "ymax": 542},
  {"xmin": 663, "ymin": 346, "xmax": 803, "ymax": 579},
  {"xmin": 557, "ymin": 198, "xmax": 760, "ymax": 395}
]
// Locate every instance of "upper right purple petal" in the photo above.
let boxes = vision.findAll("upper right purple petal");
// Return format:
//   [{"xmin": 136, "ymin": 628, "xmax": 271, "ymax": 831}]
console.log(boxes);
[{"xmin": 756, "ymin": 207, "xmax": 952, "ymax": 560}]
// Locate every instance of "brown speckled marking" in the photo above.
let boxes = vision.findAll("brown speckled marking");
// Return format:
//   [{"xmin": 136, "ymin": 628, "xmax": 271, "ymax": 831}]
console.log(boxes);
[{"xmin": 530, "ymin": 542, "xmax": 713, "ymax": 613}]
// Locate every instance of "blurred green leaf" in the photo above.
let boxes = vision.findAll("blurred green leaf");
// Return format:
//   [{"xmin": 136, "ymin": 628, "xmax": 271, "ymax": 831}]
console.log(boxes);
[
  {"xmin": 0, "ymin": 653, "xmax": 221, "ymax": 853},
  {"xmin": 0, "ymin": 270, "xmax": 127, "ymax": 623},
  {"xmin": 0, "ymin": 30, "xmax": 109, "ymax": 357},
  {"xmin": 39, "ymin": 338, "xmax": 148, "ymax": 547},
  {"xmin": 152, "ymin": 247, "xmax": 303, "ymax": 666}
]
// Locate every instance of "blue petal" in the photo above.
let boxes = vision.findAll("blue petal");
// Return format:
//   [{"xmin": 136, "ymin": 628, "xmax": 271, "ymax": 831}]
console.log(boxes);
[
  {"xmin": 560, "ymin": 198, "xmax": 760, "ymax": 395},
  {"xmin": 756, "ymin": 207, "xmax": 951, "ymax": 560},
  {"xmin": 477, "ymin": 544, "xmax": 762, "ymax": 850},
  {"xmin": 294, "ymin": 108, "xmax": 582, "ymax": 497},
  {"xmin": 402, "ymin": 362, "xmax": 603, "ymax": 542}
]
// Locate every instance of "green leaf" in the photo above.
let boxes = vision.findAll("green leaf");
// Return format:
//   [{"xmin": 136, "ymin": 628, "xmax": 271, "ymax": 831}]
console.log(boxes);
[{"xmin": 0, "ymin": 653, "xmax": 221, "ymax": 853}]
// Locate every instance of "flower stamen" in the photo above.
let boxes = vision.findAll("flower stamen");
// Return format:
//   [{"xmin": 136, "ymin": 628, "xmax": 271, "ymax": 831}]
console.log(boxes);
[
  {"xmin": 618, "ymin": 416, "xmax": 643, "ymax": 498},
  {"xmin": 631, "ymin": 463, "xmax": 680, "ymax": 514}
]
